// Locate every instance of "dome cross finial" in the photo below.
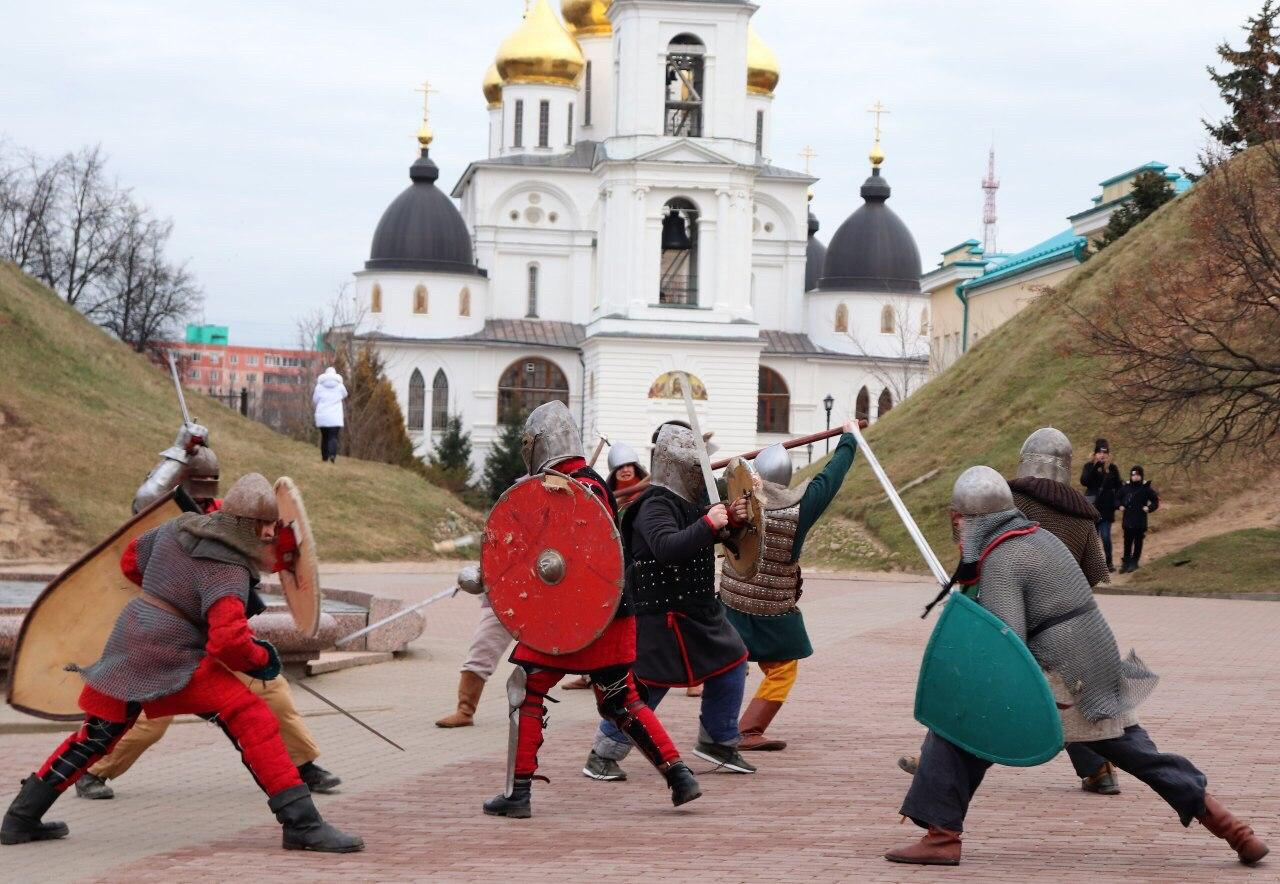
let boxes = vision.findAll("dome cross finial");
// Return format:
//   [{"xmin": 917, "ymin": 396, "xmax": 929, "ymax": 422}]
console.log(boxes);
[
  {"xmin": 415, "ymin": 78, "xmax": 439, "ymax": 149},
  {"xmin": 868, "ymin": 100, "xmax": 890, "ymax": 168},
  {"xmin": 800, "ymin": 144, "xmax": 818, "ymax": 176}
]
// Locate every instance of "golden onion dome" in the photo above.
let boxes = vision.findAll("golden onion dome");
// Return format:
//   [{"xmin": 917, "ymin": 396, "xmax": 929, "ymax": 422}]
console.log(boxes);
[
  {"xmin": 561, "ymin": 0, "xmax": 611, "ymax": 36},
  {"xmin": 483, "ymin": 63, "xmax": 503, "ymax": 108},
  {"xmin": 746, "ymin": 24, "xmax": 780, "ymax": 96},
  {"xmin": 496, "ymin": 0, "xmax": 585, "ymax": 88}
]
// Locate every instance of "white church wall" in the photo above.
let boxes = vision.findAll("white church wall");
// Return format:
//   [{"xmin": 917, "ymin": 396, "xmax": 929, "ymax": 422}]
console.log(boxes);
[
  {"xmin": 575, "ymin": 34, "xmax": 615, "ymax": 142},
  {"xmin": 500, "ymin": 82, "xmax": 578, "ymax": 159},
  {"xmin": 807, "ymin": 289, "xmax": 931, "ymax": 361},
  {"xmin": 354, "ymin": 270, "xmax": 487, "ymax": 340}
]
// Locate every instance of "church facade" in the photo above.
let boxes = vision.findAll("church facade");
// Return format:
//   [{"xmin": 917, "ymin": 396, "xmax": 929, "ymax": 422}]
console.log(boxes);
[{"xmin": 355, "ymin": 0, "xmax": 929, "ymax": 475}]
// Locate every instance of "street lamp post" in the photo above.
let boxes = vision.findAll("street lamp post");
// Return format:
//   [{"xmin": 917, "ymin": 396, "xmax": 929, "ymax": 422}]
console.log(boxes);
[
  {"xmin": 807, "ymin": 442, "xmax": 813, "ymax": 464},
  {"xmin": 823, "ymin": 394, "xmax": 835, "ymax": 453}
]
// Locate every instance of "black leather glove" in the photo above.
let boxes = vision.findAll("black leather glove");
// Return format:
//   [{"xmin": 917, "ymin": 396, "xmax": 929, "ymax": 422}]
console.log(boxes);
[{"xmin": 246, "ymin": 638, "xmax": 282, "ymax": 681}]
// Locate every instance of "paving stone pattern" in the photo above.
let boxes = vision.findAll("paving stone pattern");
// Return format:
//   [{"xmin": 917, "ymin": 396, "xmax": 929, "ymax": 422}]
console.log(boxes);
[{"xmin": 0, "ymin": 566, "xmax": 1275, "ymax": 882}]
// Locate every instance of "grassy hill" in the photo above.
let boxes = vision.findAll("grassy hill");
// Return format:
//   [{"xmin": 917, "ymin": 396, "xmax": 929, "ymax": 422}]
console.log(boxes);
[
  {"xmin": 807, "ymin": 152, "xmax": 1277, "ymax": 582},
  {"xmin": 0, "ymin": 262, "xmax": 481, "ymax": 562}
]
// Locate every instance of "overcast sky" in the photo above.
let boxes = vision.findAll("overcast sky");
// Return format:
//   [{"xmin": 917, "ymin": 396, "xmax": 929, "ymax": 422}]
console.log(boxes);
[{"xmin": 3, "ymin": 0, "xmax": 1260, "ymax": 346}]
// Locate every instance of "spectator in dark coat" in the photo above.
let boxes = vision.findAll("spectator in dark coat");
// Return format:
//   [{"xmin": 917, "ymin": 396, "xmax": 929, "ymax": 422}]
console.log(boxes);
[
  {"xmin": 1117, "ymin": 465, "xmax": 1159, "ymax": 573},
  {"xmin": 1080, "ymin": 438, "xmax": 1124, "ymax": 572}
]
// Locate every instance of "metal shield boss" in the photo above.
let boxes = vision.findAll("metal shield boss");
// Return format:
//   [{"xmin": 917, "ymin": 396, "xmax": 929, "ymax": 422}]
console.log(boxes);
[
  {"xmin": 273, "ymin": 477, "xmax": 322, "ymax": 638},
  {"xmin": 7, "ymin": 489, "xmax": 200, "ymax": 720},
  {"xmin": 722, "ymin": 457, "xmax": 765, "ymax": 582},
  {"xmin": 482, "ymin": 473, "xmax": 624, "ymax": 655},
  {"xmin": 914, "ymin": 591, "xmax": 1063, "ymax": 767}
]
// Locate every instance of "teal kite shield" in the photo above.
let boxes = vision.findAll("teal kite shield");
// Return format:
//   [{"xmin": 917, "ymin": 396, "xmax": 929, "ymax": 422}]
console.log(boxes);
[{"xmin": 914, "ymin": 591, "xmax": 1063, "ymax": 767}]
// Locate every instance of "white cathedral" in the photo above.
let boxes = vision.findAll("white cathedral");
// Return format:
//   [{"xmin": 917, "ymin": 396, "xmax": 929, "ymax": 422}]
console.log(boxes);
[{"xmin": 355, "ymin": 0, "xmax": 930, "ymax": 475}]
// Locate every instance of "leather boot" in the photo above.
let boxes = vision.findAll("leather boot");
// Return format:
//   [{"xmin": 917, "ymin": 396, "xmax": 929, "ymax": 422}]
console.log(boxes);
[
  {"xmin": 436, "ymin": 671, "xmax": 485, "ymax": 728},
  {"xmin": 885, "ymin": 826, "xmax": 962, "ymax": 866},
  {"xmin": 897, "ymin": 755, "xmax": 919, "ymax": 775},
  {"xmin": 269, "ymin": 785, "xmax": 363, "ymax": 853},
  {"xmin": 1197, "ymin": 794, "xmax": 1270, "ymax": 865},
  {"xmin": 483, "ymin": 777, "xmax": 532, "ymax": 818},
  {"xmin": 1, "ymin": 776, "xmax": 70, "ymax": 845},
  {"xmin": 738, "ymin": 699, "xmax": 787, "ymax": 751},
  {"xmin": 661, "ymin": 761, "xmax": 701, "ymax": 807},
  {"xmin": 1081, "ymin": 762, "xmax": 1120, "ymax": 795}
]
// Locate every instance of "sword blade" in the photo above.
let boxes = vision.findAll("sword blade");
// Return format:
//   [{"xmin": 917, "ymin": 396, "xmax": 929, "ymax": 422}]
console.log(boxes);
[
  {"xmin": 676, "ymin": 372, "xmax": 720, "ymax": 504},
  {"xmin": 286, "ymin": 676, "xmax": 406, "ymax": 752},
  {"xmin": 166, "ymin": 350, "xmax": 192, "ymax": 426},
  {"xmin": 333, "ymin": 587, "xmax": 457, "ymax": 648},
  {"xmin": 849, "ymin": 424, "xmax": 950, "ymax": 588}
]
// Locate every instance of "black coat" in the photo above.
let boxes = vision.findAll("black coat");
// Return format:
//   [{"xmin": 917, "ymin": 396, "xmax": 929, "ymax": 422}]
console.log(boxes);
[
  {"xmin": 1080, "ymin": 461, "xmax": 1123, "ymax": 521},
  {"xmin": 1118, "ymin": 481, "xmax": 1159, "ymax": 533}
]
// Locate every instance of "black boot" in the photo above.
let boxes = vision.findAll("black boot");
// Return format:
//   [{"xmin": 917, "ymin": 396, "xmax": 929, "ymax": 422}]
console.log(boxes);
[
  {"xmin": 662, "ymin": 761, "xmax": 702, "ymax": 807},
  {"xmin": 269, "ymin": 785, "xmax": 363, "ymax": 853},
  {"xmin": 298, "ymin": 762, "xmax": 341, "ymax": 795},
  {"xmin": 483, "ymin": 777, "xmax": 532, "ymax": 818},
  {"xmin": 1, "ymin": 776, "xmax": 70, "ymax": 845}
]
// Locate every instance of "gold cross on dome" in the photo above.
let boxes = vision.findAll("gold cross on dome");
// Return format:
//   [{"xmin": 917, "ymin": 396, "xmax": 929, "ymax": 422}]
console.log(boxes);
[
  {"xmin": 800, "ymin": 145, "xmax": 818, "ymax": 175},
  {"xmin": 415, "ymin": 79, "xmax": 438, "ymax": 126},
  {"xmin": 868, "ymin": 101, "xmax": 890, "ymax": 143}
]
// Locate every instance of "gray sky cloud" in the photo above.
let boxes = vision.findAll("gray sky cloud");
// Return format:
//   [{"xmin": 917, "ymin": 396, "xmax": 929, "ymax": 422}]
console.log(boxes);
[{"xmin": 2, "ymin": 0, "xmax": 1257, "ymax": 345}]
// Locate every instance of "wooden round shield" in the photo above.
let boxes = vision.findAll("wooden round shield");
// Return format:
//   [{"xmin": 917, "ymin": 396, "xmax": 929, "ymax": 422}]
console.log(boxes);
[
  {"xmin": 274, "ymin": 477, "xmax": 321, "ymax": 638},
  {"xmin": 722, "ymin": 457, "xmax": 765, "ymax": 581},
  {"xmin": 482, "ymin": 473, "xmax": 623, "ymax": 655}
]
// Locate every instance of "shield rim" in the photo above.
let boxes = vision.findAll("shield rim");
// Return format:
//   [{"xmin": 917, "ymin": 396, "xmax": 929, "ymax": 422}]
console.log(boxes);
[
  {"xmin": 482, "ymin": 472, "xmax": 623, "ymax": 656},
  {"xmin": 721, "ymin": 457, "xmax": 765, "ymax": 582},
  {"xmin": 6, "ymin": 488, "xmax": 200, "ymax": 721},
  {"xmin": 273, "ymin": 476, "xmax": 321, "ymax": 639},
  {"xmin": 913, "ymin": 590, "xmax": 1063, "ymax": 767}
]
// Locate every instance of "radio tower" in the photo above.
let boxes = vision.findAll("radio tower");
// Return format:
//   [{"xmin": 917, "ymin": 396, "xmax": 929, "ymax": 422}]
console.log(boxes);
[{"xmin": 981, "ymin": 145, "xmax": 1000, "ymax": 255}]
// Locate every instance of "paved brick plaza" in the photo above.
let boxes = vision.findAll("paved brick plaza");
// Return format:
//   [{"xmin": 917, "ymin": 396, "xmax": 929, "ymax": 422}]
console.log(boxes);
[{"xmin": 0, "ymin": 566, "xmax": 1274, "ymax": 882}]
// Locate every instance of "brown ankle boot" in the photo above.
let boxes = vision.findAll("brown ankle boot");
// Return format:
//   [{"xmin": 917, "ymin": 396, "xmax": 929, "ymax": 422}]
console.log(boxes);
[
  {"xmin": 738, "ymin": 699, "xmax": 786, "ymax": 751},
  {"xmin": 1081, "ymin": 762, "xmax": 1121, "ymax": 795},
  {"xmin": 885, "ymin": 826, "xmax": 962, "ymax": 866},
  {"xmin": 435, "ymin": 671, "xmax": 485, "ymax": 728},
  {"xmin": 1197, "ymin": 794, "xmax": 1269, "ymax": 865}
]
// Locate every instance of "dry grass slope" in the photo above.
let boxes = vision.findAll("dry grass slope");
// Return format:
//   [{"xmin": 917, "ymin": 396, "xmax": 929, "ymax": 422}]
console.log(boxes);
[
  {"xmin": 810, "ymin": 155, "xmax": 1274, "ymax": 577},
  {"xmin": 0, "ymin": 263, "xmax": 481, "ymax": 561}
]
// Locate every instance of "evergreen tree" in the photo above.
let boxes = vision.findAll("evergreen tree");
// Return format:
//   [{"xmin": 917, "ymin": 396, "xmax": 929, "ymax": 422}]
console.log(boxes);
[
  {"xmin": 1092, "ymin": 171, "xmax": 1176, "ymax": 253},
  {"xmin": 1205, "ymin": 1, "xmax": 1280, "ymax": 154},
  {"xmin": 482, "ymin": 417, "xmax": 528, "ymax": 502},
  {"xmin": 425, "ymin": 414, "xmax": 473, "ymax": 492}
]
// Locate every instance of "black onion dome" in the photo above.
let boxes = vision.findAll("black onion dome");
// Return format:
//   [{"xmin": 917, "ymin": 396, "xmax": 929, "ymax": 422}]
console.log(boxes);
[
  {"xmin": 817, "ymin": 167, "xmax": 921, "ymax": 294},
  {"xmin": 366, "ymin": 150, "xmax": 480, "ymax": 274},
  {"xmin": 805, "ymin": 210, "xmax": 826, "ymax": 292}
]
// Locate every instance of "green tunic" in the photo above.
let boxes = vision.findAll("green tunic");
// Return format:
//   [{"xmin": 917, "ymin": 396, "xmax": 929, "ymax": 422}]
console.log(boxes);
[{"xmin": 723, "ymin": 433, "xmax": 858, "ymax": 662}]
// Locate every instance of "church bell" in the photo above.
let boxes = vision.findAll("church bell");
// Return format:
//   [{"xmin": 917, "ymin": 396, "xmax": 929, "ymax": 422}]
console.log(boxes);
[{"xmin": 661, "ymin": 211, "xmax": 692, "ymax": 251}]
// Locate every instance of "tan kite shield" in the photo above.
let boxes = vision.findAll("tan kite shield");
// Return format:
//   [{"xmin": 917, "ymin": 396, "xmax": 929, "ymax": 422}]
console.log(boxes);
[
  {"xmin": 6, "ymin": 490, "xmax": 197, "ymax": 721},
  {"xmin": 274, "ymin": 476, "xmax": 321, "ymax": 638},
  {"xmin": 722, "ymin": 457, "xmax": 765, "ymax": 582}
]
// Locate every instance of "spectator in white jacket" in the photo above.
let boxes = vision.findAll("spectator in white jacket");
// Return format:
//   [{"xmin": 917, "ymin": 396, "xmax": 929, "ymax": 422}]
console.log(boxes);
[{"xmin": 313, "ymin": 367, "xmax": 348, "ymax": 463}]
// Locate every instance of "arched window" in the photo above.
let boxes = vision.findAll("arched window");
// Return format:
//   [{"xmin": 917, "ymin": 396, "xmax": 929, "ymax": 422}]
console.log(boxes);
[
  {"xmin": 371, "ymin": 283, "xmax": 383, "ymax": 314},
  {"xmin": 659, "ymin": 197, "xmax": 700, "ymax": 306},
  {"xmin": 459, "ymin": 286, "xmax": 471, "ymax": 317},
  {"xmin": 498, "ymin": 357, "xmax": 570, "ymax": 424},
  {"xmin": 880, "ymin": 304, "xmax": 896, "ymax": 334},
  {"xmin": 920, "ymin": 306, "xmax": 930, "ymax": 336},
  {"xmin": 431, "ymin": 369, "xmax": 449, "ymax": 431},
  {"xmin": 526, "ymin": 264, "xmax": 539, "ymax": 318},
  {"xmin": 665, "ymin": 34, "xmax": 705, "ymax": 137},
  {"xmin": 407, "ymin": 369, "xmax": 425, "ymax": 431},
  {"xmin": 855, "ymin": 386, "xmax": 871, "ymax": 422},
  {"xmin": 878, "ymin": 388, "xmax": 894, "ymax": 418},
  {"xmin": 413, "ymin": 285, "xmax": 428, "ymax": 315},
  {"xmin": 835, "ymin": 303, "xmax": 849, "ymax": 333},
  {"xmin": 757, "ymin": 367, "xmax": 790, "ymax": 434}
]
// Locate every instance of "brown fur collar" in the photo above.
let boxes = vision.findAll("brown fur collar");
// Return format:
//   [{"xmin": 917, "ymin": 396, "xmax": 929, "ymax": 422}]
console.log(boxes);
[{"xmin": 1008, "ymin": 477, "xmax": 1100, "ymax": 521}]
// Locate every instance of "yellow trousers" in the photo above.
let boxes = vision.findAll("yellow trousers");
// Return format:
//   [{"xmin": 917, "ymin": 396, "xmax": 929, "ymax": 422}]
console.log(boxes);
[
  {"xmin": 88, "ymin": 672, "xmax": 320, "ymax": 781},
  {"xmin": 753, "ymin": 659, "xmax": 799, "ymax": 704}
]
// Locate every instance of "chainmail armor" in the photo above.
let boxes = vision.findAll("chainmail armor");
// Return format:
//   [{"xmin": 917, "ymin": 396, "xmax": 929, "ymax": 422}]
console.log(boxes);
[
  {"xmin": 78, "ymin": 521, "xmax": 253, "ymax": 702},
  {"xmin": 962, "ymin": 509, "xmax": 1158, "ymax": 723},
  {"xmin": 1011, "ymin": 490, "xmax": 1110, "ymax": 588},
  {"xmin": 720, "ymin": 504, "xmax": 802, "ymax": 616}
]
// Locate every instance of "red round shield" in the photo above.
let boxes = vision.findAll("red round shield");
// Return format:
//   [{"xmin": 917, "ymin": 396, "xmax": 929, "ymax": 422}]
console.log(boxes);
[{"xmin": 482, "ymin": 473, "xmax": 623, "ymax": 655}]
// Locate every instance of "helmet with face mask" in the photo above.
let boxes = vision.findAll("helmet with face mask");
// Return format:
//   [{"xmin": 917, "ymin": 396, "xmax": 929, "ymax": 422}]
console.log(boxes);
[
  {"xmin": 519, "ymin": 401, "xmax": 583, "ymax": 475},
  {"xmin": 649, "ymin": 424, "xmax": 705, "ymax": 503}
]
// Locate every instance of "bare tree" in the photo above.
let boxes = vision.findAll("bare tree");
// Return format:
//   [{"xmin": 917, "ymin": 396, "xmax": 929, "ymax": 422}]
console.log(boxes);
[
  {"xmin": 844, "ymin": 297, "xmax": 932, "ymax": 406},
  {"xmin": 1074, "ymin": 142, "xmax": 1280, "ymax": 465},
  {"xmin": 53, "ymin": 145, "xmax": 128, "ymax": 308},
  {"xmin": 0, "ymin": 148, "xmax": 64, "ymax": 280}
]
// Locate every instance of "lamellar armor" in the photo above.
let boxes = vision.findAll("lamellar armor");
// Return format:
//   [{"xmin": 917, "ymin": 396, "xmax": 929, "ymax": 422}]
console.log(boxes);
[{"xmin": 720, "ymin": 500, "xmax": 802, "ymax": 617}]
